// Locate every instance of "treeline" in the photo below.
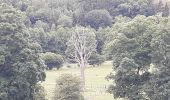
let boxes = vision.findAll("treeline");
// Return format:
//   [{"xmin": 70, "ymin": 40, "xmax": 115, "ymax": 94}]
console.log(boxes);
[{"xmin": 1, "ymin": 0, "xmax": 170, "ymax": 30}]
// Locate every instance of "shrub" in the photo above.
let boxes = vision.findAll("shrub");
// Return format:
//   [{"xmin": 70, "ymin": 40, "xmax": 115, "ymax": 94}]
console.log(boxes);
[
  {"xmin": 54, "ymin": 74, "xmax": 84, "ymax": 100},
  {"xmin": 88, "ymin": 53, "xmax": 105, "ymax": 67},
  {"xmin": 41, "ymin": 52, "xmax": 64, "ymax": 70}
]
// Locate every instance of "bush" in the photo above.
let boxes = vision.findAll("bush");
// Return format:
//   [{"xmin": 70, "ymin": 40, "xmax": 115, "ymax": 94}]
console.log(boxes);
[
  {"xmin": 54, "ymin": 74, "xmax": 84, "ymax": 100},
  {"xmin": 84, "ymin": 9, "xmax": 112, "ymax": 30},
  {"xmin": 88, "ymin": 53, "xmax": 106, "ymax": 67},
  {"xmin": 41, "ymin": 52, "xmax": 64, "ymax": 70}
]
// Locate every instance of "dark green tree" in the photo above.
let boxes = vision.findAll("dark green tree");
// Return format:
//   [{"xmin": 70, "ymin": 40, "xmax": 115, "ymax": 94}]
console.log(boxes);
[
  {"xmin": 143, "ymin": 18, "xmax": 170, "ymax": 100},
  {"xmin": 0, "ymin": 4, "xmax": 45, "ymax": 100},
  {"xmin": 84, "ymin": 9, "xmax": 112, "ymax": 30},
  {"xmin": 29, "ymin": 27, "xmax": 50, "ymax": 52},
  {"xmin": 47, "ymin": 27, "xmax": 71, "ymax": 54},
  {"xmin": 107, "ymin": 15, "xmax": 157, "ymax": 99},
  {"xmin": 41, "ymin": 52, "xmax": 64, "ymax": 70}
]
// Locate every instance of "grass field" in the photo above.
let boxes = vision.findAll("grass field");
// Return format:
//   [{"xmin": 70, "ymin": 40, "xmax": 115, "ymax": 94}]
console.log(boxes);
[{"xmin": 42, "ymin": 61, "xmax": 118, "ymax": 100}]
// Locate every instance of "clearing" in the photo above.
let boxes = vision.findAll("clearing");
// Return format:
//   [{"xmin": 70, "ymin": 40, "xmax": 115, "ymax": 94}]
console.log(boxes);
[{"xmin": 42, "ymin": 61, "xmax": 117, "ymax": 100}]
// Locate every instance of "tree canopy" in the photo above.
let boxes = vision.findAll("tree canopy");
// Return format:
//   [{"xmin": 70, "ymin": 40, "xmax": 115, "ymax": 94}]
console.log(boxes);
[{"xmin": 0, "ymin": 4, "xmax": 45, "ymax": 99}]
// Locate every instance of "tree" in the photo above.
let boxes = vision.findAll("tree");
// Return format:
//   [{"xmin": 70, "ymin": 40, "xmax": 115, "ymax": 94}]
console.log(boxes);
[
  {"xmin": 107, "ymin": 15, "xmax": 158, "ymax": 99},
  {"xmin": 54, "ymin": 74, "xmax": 84, "ymax": 100},
  {"xmin": 84, "ymin": 9, "xmax": 112, "ymax": 30},
  {"xmin": 143, "ymin": 18, "xmax": 170, "ymax": 100},
  {"xmin": 41, "ymin": 52, "xmax": 64, "ymax": 70},
  {"xmin": 30, "ymin": 27, "xmax": 70, "ymax": 55},
  {"xmin": 66, "ymin": 26, "xmax": 97, "ymax": 89},
  {"xmin": 47, "ymin": 27, "xmax": 71, "ymax": 54},
  {"xmin": 0, "ymin": 4, "xmax": 45, "ymax": 100},
  {"xmin": 108, "ymin": 57, "xmax": 147, "ymax": 100},
  {"xmin": 29, "ymin": 27, "xmax": 50, "ymax": 52}
]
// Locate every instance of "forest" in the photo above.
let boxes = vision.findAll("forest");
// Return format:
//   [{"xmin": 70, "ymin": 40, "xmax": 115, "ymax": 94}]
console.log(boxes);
[{"xmin": 0, "ymin": 0, "xmax": 170, "ymax": 100}]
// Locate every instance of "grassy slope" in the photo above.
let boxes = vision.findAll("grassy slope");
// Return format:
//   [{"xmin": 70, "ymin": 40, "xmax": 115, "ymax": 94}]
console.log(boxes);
[{"xmin": 42, "ymin": 61, "xmax": 118, "ymax": 100}]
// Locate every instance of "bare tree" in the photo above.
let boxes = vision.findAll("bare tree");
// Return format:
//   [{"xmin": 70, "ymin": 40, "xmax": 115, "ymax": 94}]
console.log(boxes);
[{"xmin": 66, "ymin": 26, "xmax": 97, "ymax": 90}]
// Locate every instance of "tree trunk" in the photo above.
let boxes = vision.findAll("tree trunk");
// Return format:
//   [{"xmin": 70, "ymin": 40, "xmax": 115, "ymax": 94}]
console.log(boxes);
[
  {"xmin": 80, "ymin": 61, "xmax": 86, "ymax": 91},
  {"xmin": 80, "ymin": 65, "xmax": 85, "ymax": 91}
]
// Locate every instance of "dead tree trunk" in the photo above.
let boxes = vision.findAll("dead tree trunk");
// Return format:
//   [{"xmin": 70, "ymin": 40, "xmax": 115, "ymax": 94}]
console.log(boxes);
[
  {"xmin": 66, "ymin": 26, "xmax": 97, "ymax": 91},
  {"xmin": 79, "ymin": 53, "xmax": 86, "ymax": 90},
  {"xmin": 80, "ymin": 64, "xmax": 85, "ymax": 90}
]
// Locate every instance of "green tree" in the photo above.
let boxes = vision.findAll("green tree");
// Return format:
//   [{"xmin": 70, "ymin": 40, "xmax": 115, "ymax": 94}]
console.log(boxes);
[
  {"xmin": 84, "ymin": 9, "xmax": 112, "ymax": 30},
  {"xmin": 107, "ymin": 15, "xmax": 158, "ymax": 99},
  {"xmin": 48, "ymin": 27, "xmax": 71, "ymax": 54},
  {"xmin": 143, "ymin": 18, "xmax": 170, "ymax": 100},
  {"xmin": 41, "ymin": 52, "xmax": 64, "ymax": 70},
  {"xmin": 0, "ymin": 4, "xmax": 45, "ymax": 100},
  {"xmin": 29, "ymin": 27, "xmax": 50, "ymax": 52}
]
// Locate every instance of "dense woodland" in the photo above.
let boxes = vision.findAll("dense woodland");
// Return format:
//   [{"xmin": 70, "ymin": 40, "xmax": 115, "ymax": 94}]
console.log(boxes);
[{"xmin": 1, "ymin": 0, "xmax": 170, "ymax": 100}]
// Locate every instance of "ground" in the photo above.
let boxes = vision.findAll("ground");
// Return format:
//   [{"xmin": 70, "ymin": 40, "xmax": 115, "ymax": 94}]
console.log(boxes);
[{"xmin": 42, "ymin": 61, "xmax": 119, "ymax": 100}]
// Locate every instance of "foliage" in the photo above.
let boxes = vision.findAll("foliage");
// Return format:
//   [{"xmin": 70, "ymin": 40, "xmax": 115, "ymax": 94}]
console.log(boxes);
[
  {"xmin": 48, "ymin": 27, "xmax": 71, "ymax": 54},
  {"xmin": 88, "ymin": 53, "xmax": 105, "ymax": 67},
  {"xmin": 29, "ymin": 27, "xmax": 50, "ymax": 52},
  {"xmin": 81, "ymin": 0, "xmax": 157, "ymax": 17},
  {"xmin": 106, "ymin": 15, "xmax": 159, "ymax": 99},
  {"xmin": 84, "ymin": 9, "xmax": 112, "ymax": 30},
  {"xmin": 30, "ymin": 27, "xmax": 71, "ymax": 55},
  {"xmin": 106, "ymin": 15, "xmax": 170, "ymax": 100},
  {"xmin": 41, "ymin": 52, "xmax": 64, "ymax": 70},
  {"xmin": 57, "ymin": 14, "xmax": 73, "ymax": 28},
  {"xmin": 33, "ymin": 84, "xmax": 46, "ymax": 100},
  {"xmin": 0, "ymin": 3, "xmax": 45, "ymax": 100},
  {"xmin": 34, "ymin": 20, "xmax": 50, "ymax": 32},
  {"xmin": 143, "ymin": 17, "xmax": 170, "ymax": 100},
  {"xmin": 54, "ymin": 74, "xmax": 84, "ymax": 100}
]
